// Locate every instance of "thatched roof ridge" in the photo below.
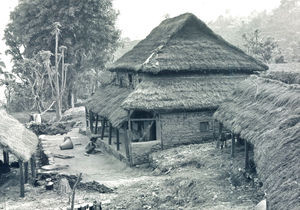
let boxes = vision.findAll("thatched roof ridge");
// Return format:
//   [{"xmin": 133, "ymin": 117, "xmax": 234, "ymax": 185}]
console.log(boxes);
[
  {"xmin": 122, "ymin": 74, "xmax": 247, "ymax": 111},
  {"xmin": 0, "ymin": 109, "xmax": 38, "ymax": 161},
  {"xmin": 109, "ymin": 13, "xmax": 268, "ymax": 74},
  {"xmin": 85, "ymin": 85, "xmax": 131, "ymax": 127},
  {"xmin": 214, "ymin": 75, "xmax": 300, "ymax": 209}
]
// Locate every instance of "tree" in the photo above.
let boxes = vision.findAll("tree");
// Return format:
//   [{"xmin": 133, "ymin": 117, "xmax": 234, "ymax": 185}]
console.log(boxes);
[
  {"xmin": 4, "ymin": 0, "xmax": 120, "ymax": 110},
  {"xmin": 242, "ymin": 29, "xmax": 281, "ymax": 63}
]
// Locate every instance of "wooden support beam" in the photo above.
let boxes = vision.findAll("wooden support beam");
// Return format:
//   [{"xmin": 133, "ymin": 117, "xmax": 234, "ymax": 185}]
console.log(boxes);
[
  {"xmin": 24, "ymin": 162, "xmax": 28, "ymax": 184},
  {"xmin": 85, "ymin": 107, "xmax": 89, "ymax": 128},
  {"xmin": 101, "ymin": 119, "xmax": 106, "ymax": 140},
  {"xmin": 89, "ymin": 111, "xmax": 94, "ymax": 132},
  {"xmin": 124, "ymin": 129, "xmax": 130, "ymax": 160},
  {"xmin": 108, "ymin": 123, "xmax": 112, "ymax": 145},
  {"xmin": 3, "ymin": 150, "xmax": 9, "ymax": 165},
  {"xmin": 30, "ymin": 155, "xmax": 36, "ymax": 184},
  {"xmin": 231, "ymin": 133, "xmax": 235, "ymax": 158},
  {"xmin": 245, "ymin": 140, "xmax": 249, "ymax": 170},
  {"xmin": 130, "ymin": 118, "xmax": 156, "ymax": 122},
  {"xmin": 94, "ymin": 114, "xmax": 99, "ymax": 134},
  {"xmin": 19, "ymin": 160, "xmax": 25, "ymax": 197},
  {"xmin": 217, "ymin": 123, "xmax": 223, "ymax": 149},
  {"xmin": 116, "ymin": 129, "xmax": 120, "ymax": 151}
]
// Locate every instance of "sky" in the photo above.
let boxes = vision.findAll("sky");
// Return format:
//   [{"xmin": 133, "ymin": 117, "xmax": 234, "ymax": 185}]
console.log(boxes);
[{"xmin": 0, "ymin": 0, "xmax": 281, "ymax": 70}]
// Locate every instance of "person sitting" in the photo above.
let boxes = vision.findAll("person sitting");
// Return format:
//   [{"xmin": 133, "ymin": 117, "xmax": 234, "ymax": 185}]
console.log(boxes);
[{"xmin": 85, "ymin": 137, "xmax": 97, "ymax": 154}]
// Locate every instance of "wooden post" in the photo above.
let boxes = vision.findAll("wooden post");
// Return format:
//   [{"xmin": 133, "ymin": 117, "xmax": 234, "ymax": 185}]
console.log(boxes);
[
  {"xmin": 124, "ymin": 129, "xmax": 130, "ymax": 161},
  {"xmin": 3, "ymin": 150, "xmax": 9, "ymax": 165},
  {"xmin": 127, "ymin": 111, "xmax": 133, "ymax": 166},
  {"xmin": 116, "ymin": 129, "xmax": 120, "ymax": 151},
  {"xmin": 85, "ymin": 107, "xmax": 89, "ymax": 128},
  {"xmin": 245, "ymin": 140, "xmax": 249, "ymax": 170},
  {"xmin": 24, "ymin": 162, "xmax": 28, "ymax": 184},
  {"xmin": 94, "ymin": 114, "xmax": 99, "ymax": 134},
  {"xmin": 19, "ymin": 160, "xmax": 25, "ymax": 197},
  {"xmin": 108, "ymin": 123, "xmax": 112, "ymax": 145},
  {"xmin": 231, "ymin": 133, "xmax": 235, "ymax": 158},
  {"xmin": 101, "ymin": 119, "xmax": 106, "ymax": 140},
  {"xmin": 89, "ymin": 111, "xmax": 94, "ymax": 132},
  {"xmin": 30, "ymin": 155, "xmax": 36, "ymax": 183},
  {"xmin": 217, "ymin": 123, "xmax": 223, "ymax": 149}
]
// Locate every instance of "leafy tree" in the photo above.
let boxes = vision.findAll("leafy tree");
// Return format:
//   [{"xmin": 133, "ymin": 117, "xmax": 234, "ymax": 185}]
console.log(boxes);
[
  {"xmin": 242, "ymin": 29, "xmax": 281, "ymax": 63},
  {"xmin": 4, "ymin": 0, "xmax": 120, "ymax": 110}
]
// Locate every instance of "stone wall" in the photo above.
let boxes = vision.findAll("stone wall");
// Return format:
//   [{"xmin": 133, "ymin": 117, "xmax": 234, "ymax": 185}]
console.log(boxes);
[{"xmin": 159, "ymin": 111, "xmax": 218, "ymax": 148}]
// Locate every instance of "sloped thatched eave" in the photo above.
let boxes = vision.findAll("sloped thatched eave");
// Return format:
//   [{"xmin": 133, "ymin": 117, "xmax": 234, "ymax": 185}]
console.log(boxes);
[{"xmin": 0, "ymin": 109, "xmax": 38, "ymax": 161}]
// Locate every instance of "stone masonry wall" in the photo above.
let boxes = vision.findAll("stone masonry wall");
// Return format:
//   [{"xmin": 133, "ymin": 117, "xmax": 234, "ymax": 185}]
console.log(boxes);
[{"xmin": 160, "ymin": 111, "xmax": 217, "ymax": 148}]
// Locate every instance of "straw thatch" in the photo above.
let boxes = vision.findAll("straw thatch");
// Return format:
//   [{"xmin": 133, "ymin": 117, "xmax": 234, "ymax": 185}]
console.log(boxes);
[
  {"xmin": 214, "ymin": 75, "xmax": 300, "ymax": 209},
  {"xmin": 109, "ymin": 13, "xmax": 268, "ymax": 74},
  {"xmin": 0, "ymin": 109, "xmax": 38, "ymax": 161},
  {"xmin": 122, "ymin": 74, "xmax": 247, "ymax": 112},
  {"xmin": 85, "ymin": 85, "xmax": 131, "ymax": 127}
]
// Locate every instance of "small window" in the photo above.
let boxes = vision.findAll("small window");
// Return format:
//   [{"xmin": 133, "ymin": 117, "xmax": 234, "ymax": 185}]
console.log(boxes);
[
  {"xmin": 200, "ymin": 121, "xmax": 210, "ymax": 132},
  {"xmin": 128, "ymin": 74, "xmax": 133, "ymax": 84}
]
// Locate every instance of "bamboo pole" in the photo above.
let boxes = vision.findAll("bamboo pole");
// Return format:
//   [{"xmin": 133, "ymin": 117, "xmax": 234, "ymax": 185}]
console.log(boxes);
[{"xmin": 19, "ymin": 160, "xmax": 25, "ymax": 197}]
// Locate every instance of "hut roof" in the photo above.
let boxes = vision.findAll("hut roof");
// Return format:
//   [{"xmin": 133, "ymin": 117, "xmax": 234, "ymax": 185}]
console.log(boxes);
[
  {"xmin": 0, "ymin": 109, "xmax": 38, "ymax": 161},
  {"xmin": 122, "ymin": 74, "xmax": 247, "ymax": 111},
  {"xmin": 214, "ymin": 74, "xmax": 300, "ymax": 209},
  {"xmin": 85, "ymin": 85, "xmax": 131, "ymax": 127},
  {"xmin": 109, "ymin": 13, "xmax": 268, "ymax": 74}
]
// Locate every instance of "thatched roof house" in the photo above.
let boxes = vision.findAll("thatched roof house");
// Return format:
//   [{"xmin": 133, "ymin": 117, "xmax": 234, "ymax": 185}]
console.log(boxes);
[
  {"xmin": 109, "ymin": 13, "xmax": 268, "ymax": 74},
  {"xmin": 86, "ymin": 85, "xmax": 131, "ymax": 128},
  {"xmin": 0, "ymin": 109, "xmax": 38, "ymax": 162},
  {"xmin": 122, "ymin": 74, "xmax": 247, "ymax": 112},
  {"xmin": 214, "ymin": 74, "xmax": 300, "ymax": 210},
  {"xmin": 86, "ymin": 13, "xmax": 268, "ymax": 165}
]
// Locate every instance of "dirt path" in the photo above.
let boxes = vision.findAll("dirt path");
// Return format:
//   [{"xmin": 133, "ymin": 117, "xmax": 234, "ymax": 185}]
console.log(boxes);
[{"xmin": 1, "ymin": 107, "xmax": 263, "ymax": 209}]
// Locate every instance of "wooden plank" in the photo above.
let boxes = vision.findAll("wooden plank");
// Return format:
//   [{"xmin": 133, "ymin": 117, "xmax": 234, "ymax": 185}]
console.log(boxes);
[
  {"xmin": 108, "ymin": 123, "xmax": 112, "ymax": 145},
  {"xmin": 30, "ymin": 155, "xmax": 36, "ymax": 184},
  {"xmin": 19, "ymin": 160, "xmax": 25, "ymax": 197},
  {"xmin": 101, "ymin": 119, "xmax": 106, "ymax": 140},
  {"xmin": 116, "ymin": 129, "xmax": 120, "ymax": 151},
  {"xmin": 245, "ymin": 140, "xmax": 249, "ymax": 170},
  {"xmin": 24, "ymin": 162, "xmax": 28, "ymax": 184},
  {"xmin": 231, "ymin": 133, "xmax": 235, "ymax": 158},
  {"xmin": 130, "ymin": 118, "xmax": 156, "ymax": 122},
  {"xmin": 94, "ymin": 114, "xmax": 99, "ymax": 134}
]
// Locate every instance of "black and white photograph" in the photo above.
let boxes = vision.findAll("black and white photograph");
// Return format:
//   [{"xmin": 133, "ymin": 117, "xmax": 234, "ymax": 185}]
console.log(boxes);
[{"xmin": 0, "ymin": 0, "xmax": 299, "ymax": 209}]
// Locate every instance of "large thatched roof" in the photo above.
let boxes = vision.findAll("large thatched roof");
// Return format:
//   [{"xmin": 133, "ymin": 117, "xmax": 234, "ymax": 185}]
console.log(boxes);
[
  {"xmin": 122, "ymin": 74, "xmax": 247, "ymax": 112},
  {"xmin": 109, "ymin": 13, "xmax": 268, "ymax": 74},
  {"xmin": 85, "ymin": 85, "xmax": 131, "ymax": 127},
  {"xmin": 214, "ymin": 74, "xmax": 300, "ymax": 209},
  {"xmin": 0, "ymin": 109, "xmax": 38, "ymax": 161}
]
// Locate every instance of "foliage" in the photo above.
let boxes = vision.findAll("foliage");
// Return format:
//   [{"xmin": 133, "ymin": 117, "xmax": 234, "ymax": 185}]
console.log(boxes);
[
  {"xmin": 242, "ymin": 29, "xmax": 281, "ymax": 63},
  {"xmin": 4, "ymin": 0, "xmax": 120, "ymax": 110},
  {"xmin": 209, "ymin": 0, "xmax": 300, "ymax": 62}
]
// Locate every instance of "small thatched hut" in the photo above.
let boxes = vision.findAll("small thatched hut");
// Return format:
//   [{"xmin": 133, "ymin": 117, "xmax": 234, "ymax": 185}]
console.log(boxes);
[
  {"xmin": 214, "ymin": 73, "xmax": 300, "ymax": 210},
  {"xmin": 0, "ymin": 109, "xmax": 38, "ymax": 197},
  {"xmin": 87, "ymin": 13, "xmax": 268, "ymax": 165}
]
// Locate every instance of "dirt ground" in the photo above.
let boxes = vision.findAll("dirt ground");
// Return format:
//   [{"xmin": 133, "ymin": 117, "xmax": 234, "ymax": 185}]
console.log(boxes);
[{"xmin": 0, "ymin": 107, "xmax": 264, "ymax": 209}]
